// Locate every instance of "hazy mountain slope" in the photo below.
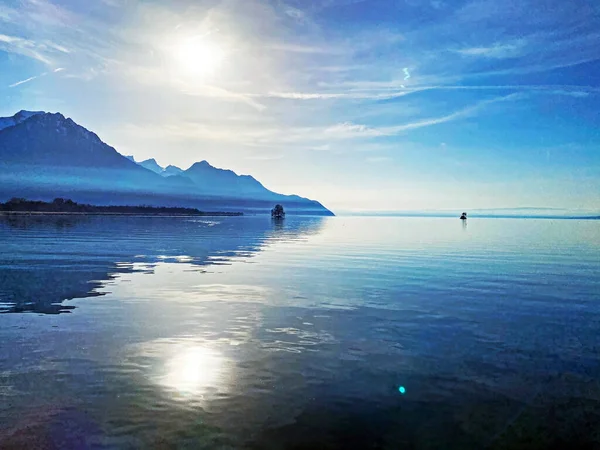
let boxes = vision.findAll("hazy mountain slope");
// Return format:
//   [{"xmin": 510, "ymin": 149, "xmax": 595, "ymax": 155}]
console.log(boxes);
[
  {"xmin": 182, "ymin": 161, "xmax": 273, "ymax": 198},
  {"xmin": 139, "ymin": 158, "xmax": 164, "ymax": 174},
  {"xmin": 0, "ymin": 111, "xmax": 334, "ymax": 215},
  {"xmin": 163, "ymin": 165, "xmax": 184, "ymax": 176}
]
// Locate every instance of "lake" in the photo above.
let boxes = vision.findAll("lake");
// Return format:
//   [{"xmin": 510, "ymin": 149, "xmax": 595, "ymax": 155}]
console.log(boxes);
[{"xmin": 1, "ymin": 215, "xmax": 599, "ymax": 449}]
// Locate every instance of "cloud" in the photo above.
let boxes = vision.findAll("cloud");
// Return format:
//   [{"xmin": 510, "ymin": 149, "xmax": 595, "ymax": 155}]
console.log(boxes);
[
  {"xmin": 182, "ymin": 85, "xmax": 267, "ymax": 111},
  {"xmin": 245, "ymin": 153, "xmax": 284, "ymax": 161},
  {"xmin": 320, "ymin": 94, "xmax": 521, "ymax": 139},
  {"xmin": 267, "ymin": 92, "xmax": 342, "ymax": 99},
  {"xmin": 0, "ymin": 4, "xmax": 18, "ymax": 23},
  {"xmin": 383, "ymin": 93, "xmax": 522, "ymax": 133},
  {"xmin": 0, "ymin": 33, "xmax": 53, "ymax": 64},
  {"xmin": 264, "ymin": 90, "xmax": 416, "ymax": 100},
  {"xmin": 549, "ymin": 90, "xmax": 590, "ymax": 98},
  {"xmin": 115, "ymin": 94, "xmax": 520, "ymax": 153},
  {"xmin": 456, "ymin": 42, "xmax": 525, "ymax": 59},
  {"xmin": 42, "ymin": 41, "xmax": 70, "ymax": 54},
  {"xmin": 309, "ymin": 144, "xmax": 331, "ymax": 151},
  {"xmin": 324, "ymin": 122, "xmax": 386, "ymax": 138},
  {"xmin": 366, "ymin": 156, "xmax": 392, "ymax": 163},
  {"xmin": 313, "ymin": 81, "xmax": 599, "ymax": 99},
  {"xmin": 9, "ymin": 74, "xmax": 43, "ymax": 88},
  {"xmin": 283, "ymin": 6, "xmax": 307, "ymax": 23},
  {"xmin": 266, "ymin": 43, "xmax": 342, "ymax": 54},
  {"xmin": 320, "ymin": 0, "xmax": 370, "ymax": 9},
  {"xmin": 21, "ymin": 0, "xmax": 77, "ymax": 28},
  {"xmin": 8, "ymin": 66, "xmax": 67, "ymax": 87}
]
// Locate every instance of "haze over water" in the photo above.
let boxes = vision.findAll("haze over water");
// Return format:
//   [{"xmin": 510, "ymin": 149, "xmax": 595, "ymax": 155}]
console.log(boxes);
[{"xmin": 1, "ymin": 215, "xmax": 599, "ymax": 449}]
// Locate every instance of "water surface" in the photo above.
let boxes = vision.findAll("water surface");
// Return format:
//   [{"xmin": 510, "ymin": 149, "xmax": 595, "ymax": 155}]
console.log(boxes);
[{"xmin": 1, "ymin": 216, "xmax": 599, "ymax": 449}]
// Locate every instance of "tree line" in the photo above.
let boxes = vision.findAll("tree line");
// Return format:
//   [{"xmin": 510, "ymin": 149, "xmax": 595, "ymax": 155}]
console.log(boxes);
[{"xmin": 0, "ymin": 198, "xmax": 243, "ymax": 216}]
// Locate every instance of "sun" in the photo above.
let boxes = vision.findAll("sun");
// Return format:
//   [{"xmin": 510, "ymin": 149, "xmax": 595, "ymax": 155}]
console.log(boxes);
[{"xmin": 174, "ymin": 36, "xmax": 225, "ymax": 78}]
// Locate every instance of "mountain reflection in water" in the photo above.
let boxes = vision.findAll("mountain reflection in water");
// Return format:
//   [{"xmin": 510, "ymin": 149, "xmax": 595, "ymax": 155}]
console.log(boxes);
[{"xmin": 0, "ymin": 215, "xmax": 325, "ymax": 313}]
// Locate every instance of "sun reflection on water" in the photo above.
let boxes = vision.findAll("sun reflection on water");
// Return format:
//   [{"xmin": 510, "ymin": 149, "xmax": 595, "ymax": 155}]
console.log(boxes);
[{"xmin": 156, "ymin": 344, "xmax": 228, "ymax": 399}]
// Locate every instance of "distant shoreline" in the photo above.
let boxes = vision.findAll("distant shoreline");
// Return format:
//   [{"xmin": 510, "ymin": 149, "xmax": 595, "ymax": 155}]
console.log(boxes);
[
  {"xmin": 0, "ymin": 198, "xmax": 243, "ymax": 216},
  {"xmin": 0, "ymin": 211, "xmax": 243, "ymax": 217},
  {"xmin": 337, "ymin": 212, "xmax": 600, "ymax": 220}
]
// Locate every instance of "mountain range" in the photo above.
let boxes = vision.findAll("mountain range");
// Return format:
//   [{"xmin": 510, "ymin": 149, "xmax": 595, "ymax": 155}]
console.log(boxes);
[
  {"xmin": 127, "ymin": 156, "xmax": 185, "ymax": 177},
  {"xmin": 0, "ymin": 110, "xmax": 333, "ymax": 215}
]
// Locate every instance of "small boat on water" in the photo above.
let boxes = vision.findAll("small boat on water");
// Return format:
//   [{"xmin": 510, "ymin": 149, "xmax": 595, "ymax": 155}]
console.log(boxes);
[
  {"xmin": 460, "ymin": 212, "xmax": 467, "ymax": 220},
  {"xmin": 271, "ymin": 204, "xmax": 285, "ymax": 219}
]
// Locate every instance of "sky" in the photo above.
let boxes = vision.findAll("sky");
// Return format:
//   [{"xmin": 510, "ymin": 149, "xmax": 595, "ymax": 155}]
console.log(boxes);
[{"xmin": 0, "ymin": 0, "xmax": 599, "ymax": 213}]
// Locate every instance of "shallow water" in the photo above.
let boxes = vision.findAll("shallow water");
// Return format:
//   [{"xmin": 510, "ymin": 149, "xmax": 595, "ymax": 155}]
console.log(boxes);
[{"xmin": 0, "ymin": 215, "xmax": 599, "ymax": 449}]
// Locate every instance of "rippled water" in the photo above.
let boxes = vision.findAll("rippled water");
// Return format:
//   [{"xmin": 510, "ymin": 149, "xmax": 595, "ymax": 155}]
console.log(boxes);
[{"xmin": 0, "ymin": 215, "xmax": 599, "ymax": 449}]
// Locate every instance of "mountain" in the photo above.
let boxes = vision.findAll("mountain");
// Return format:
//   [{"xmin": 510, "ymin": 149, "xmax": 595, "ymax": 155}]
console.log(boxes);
[
  {"xmin": 163, "ymin": 165, "xmax": 184, "ymax": 176},
  {"xmin": 0, "ymin": 110, "xmax": 45, "ymax": 132},
  {"xmin": 0, "ymin": 111, "xmax": 333, "ymax": 215},
  {"xmin": 183, "ymin": 160, "xmax": 272, "ymax": 198},
  {"xmin": 132, "ymin": 157, "xmax": 184, "ymax": 177},
  {"xmin": 139, "ymin": 158, "xmax": 164, "ymax": 175}
]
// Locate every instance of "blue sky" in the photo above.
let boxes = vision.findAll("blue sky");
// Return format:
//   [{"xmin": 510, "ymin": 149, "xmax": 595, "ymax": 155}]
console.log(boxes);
[{"xmin": 0, "ymin": 0, "xmax": 599, "ymax": 212}]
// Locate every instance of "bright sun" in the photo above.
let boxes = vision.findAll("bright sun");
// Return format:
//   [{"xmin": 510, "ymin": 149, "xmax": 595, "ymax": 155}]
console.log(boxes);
[{"xmin": 174, "ymin": 36, "xmax": 225, "ymax": 78}]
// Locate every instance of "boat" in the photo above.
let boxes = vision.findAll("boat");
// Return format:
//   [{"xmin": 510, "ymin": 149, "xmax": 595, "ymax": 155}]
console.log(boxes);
[
  {"xmin": 271, "ymin": 204, "xmax": 285, "ymax": 219},
  {"xmin": 460, "ymin": 212, "xmax": 467, "ymax": 220}
]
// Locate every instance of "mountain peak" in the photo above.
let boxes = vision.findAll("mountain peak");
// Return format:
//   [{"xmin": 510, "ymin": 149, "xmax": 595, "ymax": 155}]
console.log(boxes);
[
  {"xmin": 15, "ymin": 110, "xmax": 45, "ymax": 120},
  {"xmin": 139, "ymin": 158, "xmax": 164, "ymax": 175},
  {"xmin": 188, "ymin": 160, "xmax": 212, "ymax": 170},
  {"xmin": 163, "ymin": 165, "xmax": 184, "ymax": 177},
  {"xmin": 0, "ymin": 110, "xmax": 46, "ymax": 132},
  {"xmin": 0, "ymin": 110, "xmax": 147, "ymax": 170}
]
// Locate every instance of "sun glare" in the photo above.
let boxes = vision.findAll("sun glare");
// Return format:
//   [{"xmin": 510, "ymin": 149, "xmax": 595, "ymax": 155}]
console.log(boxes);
[
  {"xmin": 174, "ymin": 36, "xmax": 225, "ymax": 78},
  {"xmin": 159, "ymin": 345, "xmax": 226, "ymax": 397}
]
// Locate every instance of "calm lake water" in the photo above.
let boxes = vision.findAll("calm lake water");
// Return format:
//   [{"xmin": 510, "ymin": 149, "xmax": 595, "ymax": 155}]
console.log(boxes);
[{"xmin": 1, "ymin": 215, "xmax": 599, "ymax": 449}]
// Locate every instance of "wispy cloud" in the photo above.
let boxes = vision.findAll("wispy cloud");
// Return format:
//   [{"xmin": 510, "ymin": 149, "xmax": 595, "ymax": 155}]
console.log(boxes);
[
  {"xmin": 117, "ymin": 94, "xmax": 520, "ymax": 151},
  {"xmin": 309, "ymin": 144, "xmax": 331, "ymax": 151},
  {"xmin": 0, "ymin": 4, "xmax": 19, "ymax": 23},
  {"xmin": 456, "ymin": 41, "xmax": 526, "ymax": 59},
  {"xmin": 366, "ymin": 156, "xmax": 392, "ymax": 163},
  {"xmin": 41, "ymin": 41, "xmax": 70, "ymax": 54},
  {"xmin": 264, "ymin": 90, "xmax": 414, "ymax": 100},
  {"xmin": 184, "ymin": 85, "xmax": 267, "ymax": 111},
  {"xmin": 313, "ymin": 82, "xmax": 600, "ymax": 98},
  {"xmin": 266, "ymin": 43, "xmax": 342, "ymax": 54},
  {"xmin": 321, "ymin": 94, "xmax": 521, "ymax": 138},
  {"xmin": 282, "ymin": 6, "xmax": 307, "ymax": 23},
  {"xmin": 245, "ymin": 153, "xmax": 284, "ymax": 161},
  {"xmin": 549, "ymin": 90, "xmax": 590, "ymax": 98},
  {"xmin": 0, "ymin": 33, "xmax": 53, "ymax": 64},
  {"xmin": 101, "ymin": 0, "xmax": 123, "ymax": 6},
  {"xmin": 9, "ymin": 74, "xmax": 43, "ymax": 88},
  {"xmin": 8, "ymin": 66, "xmax": 67, "ymax": 87},
  {"xmin": 324, "ymin": 122, "xmax": 386, "ymax": 138}
]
